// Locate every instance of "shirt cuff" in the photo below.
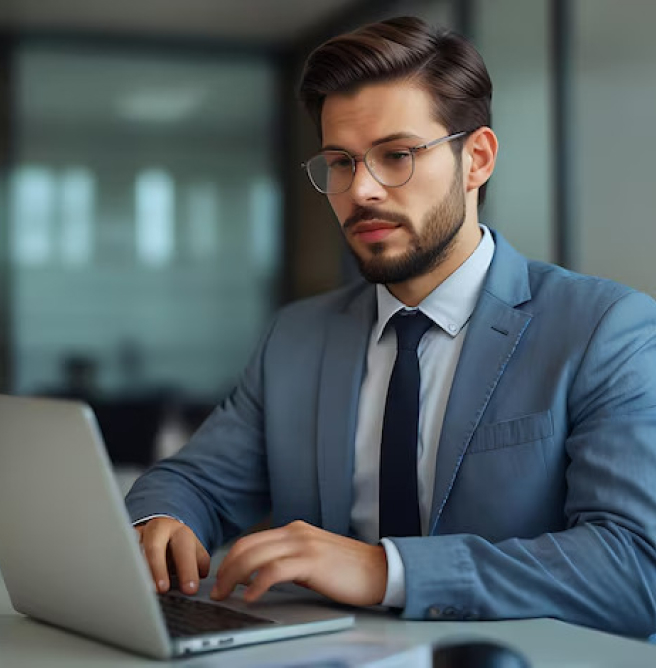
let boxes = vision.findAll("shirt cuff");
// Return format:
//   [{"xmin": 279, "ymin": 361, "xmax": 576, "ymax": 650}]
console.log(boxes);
[
  {"xmin": 132, "ymin": 513, "xmax": 183, "ymax": 526},
  {"xmin": 380, "ymin": 538, "xmax": 407, "ymax": 608}
]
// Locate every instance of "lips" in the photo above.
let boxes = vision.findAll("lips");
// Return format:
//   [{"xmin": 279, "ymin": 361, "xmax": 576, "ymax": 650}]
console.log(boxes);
[{"xmin": 350, "ymin": 220, "xmax": 401, "ymax": 243}]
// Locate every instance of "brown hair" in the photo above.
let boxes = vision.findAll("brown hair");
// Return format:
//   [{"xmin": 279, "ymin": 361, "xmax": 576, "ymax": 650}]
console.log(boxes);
[{"xmin": 298, "ymin": 16, "xmax": 493, "ymax": 204}]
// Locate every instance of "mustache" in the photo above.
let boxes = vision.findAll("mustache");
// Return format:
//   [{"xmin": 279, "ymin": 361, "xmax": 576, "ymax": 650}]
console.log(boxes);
[{"xmin": 343, "ymin": 206, "xmax": 411, "ymax": 231}]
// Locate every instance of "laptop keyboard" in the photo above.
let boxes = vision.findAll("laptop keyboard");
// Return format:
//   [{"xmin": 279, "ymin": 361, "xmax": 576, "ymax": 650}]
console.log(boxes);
[{"xmin": 160, "ymin": 593, "xmax": 276, "ymax": 638}]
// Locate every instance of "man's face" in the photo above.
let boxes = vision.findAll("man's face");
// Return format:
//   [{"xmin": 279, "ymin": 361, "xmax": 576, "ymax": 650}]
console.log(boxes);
[{"xmin": 321, "ymin": 80, "xmax": 467, "ymax": 284}]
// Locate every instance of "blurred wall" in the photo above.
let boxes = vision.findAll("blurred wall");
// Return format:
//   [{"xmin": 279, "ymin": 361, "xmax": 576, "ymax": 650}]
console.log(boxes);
[
  {"xmin": 574, "ymin": 0, "xmax": 656, "ymax": 296},
  {"xmin": 475, "ymin": 0, "xmax": 553, "ymax": 263},
  {"xmin": 0, "ymin": 41, "xmax": 12, "ymax": 391}
]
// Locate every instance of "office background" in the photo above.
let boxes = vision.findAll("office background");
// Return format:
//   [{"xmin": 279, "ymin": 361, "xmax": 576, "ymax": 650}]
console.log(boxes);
[{"xmin": 0, "ymin": 0, "xmax": 653, "ymax": 466}]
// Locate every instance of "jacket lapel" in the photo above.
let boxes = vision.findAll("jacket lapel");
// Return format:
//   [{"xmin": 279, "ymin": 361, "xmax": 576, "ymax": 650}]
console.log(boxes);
[
  {"xmin": 317, "ymin": 285, "xmax": 375, "ymax": 535},
  {"xmin": 428, "ymin": 233, "xmax": 534, "ymax": 533}
]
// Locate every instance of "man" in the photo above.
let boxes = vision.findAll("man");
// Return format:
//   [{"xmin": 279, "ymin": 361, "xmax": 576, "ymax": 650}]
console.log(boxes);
[{"xmin": 126, "ymin": 16, "xmax": 656, "ymax": 637}]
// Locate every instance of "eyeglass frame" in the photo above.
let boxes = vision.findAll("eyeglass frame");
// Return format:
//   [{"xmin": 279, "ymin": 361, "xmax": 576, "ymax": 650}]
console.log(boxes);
[{"xmin": 301, "ymin": 130, "xmax": 471, "ymax": 195}]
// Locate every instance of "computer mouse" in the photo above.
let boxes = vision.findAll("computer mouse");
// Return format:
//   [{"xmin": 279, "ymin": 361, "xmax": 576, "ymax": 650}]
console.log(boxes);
[{"xmin": 432, "ymin": 640, "xmax": 531, "ymax": 668}]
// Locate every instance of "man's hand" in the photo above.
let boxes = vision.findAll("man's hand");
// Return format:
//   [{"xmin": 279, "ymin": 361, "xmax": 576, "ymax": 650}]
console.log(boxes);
[
  {"xmin": 135, "ymin": 518, "xmax": 210, "ymax": 595},
  {"xmin": 210, "ymin": 520, "xmax": 388, "ymax": 607}
]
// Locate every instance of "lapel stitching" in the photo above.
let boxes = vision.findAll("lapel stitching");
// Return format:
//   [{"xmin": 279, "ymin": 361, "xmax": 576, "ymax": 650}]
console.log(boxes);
[{"xmin": 429, "ymin": 308, "xmax": 533, "ymax": 535}]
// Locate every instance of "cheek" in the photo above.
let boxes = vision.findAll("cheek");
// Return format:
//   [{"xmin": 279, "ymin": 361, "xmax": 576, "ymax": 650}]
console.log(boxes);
[
  {"xmin": 327, "ymin": 195, "xmax": 349, "ymax": 225},
  {"xmin": 416, "ymin": 154, "xmax": 457, "ymax": 189},
  {"xmin": 413, "ymin": 171, "xmax": 456, "ymax": 209},
  {"xmin": 389, "ymin": 188, "xmax": 423, "ymax": 223}
]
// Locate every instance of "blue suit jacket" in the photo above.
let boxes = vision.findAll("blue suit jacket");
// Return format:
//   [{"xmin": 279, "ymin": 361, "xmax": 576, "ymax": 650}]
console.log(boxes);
[{"xmin": 126, "ymin": 231, "xmax": 656, "ymax": 637}]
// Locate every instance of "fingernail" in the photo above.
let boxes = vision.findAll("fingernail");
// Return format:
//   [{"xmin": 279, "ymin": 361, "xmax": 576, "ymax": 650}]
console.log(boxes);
[
  {"xmin": 210, "ymin": 585, "xmax": 220, "ymax": 599},
  {"xmin": 157, "ymin": 580, "xmax": 167, "ymax": 592},
  {"xmin": 187, "ymin": 581, "xmax": 197, "ymax": 591}
]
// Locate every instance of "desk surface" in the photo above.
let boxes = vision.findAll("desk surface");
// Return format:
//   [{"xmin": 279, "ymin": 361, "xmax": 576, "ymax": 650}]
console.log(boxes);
[{"xmin": 1, "ymin": 608, "xmax": 654, "ymax": 668}]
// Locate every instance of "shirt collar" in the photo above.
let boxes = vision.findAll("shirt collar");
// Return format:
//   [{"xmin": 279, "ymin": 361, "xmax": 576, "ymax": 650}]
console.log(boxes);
[{"xmin": 373, "ymin": 225, "xmax": 496, "ymax": 342}]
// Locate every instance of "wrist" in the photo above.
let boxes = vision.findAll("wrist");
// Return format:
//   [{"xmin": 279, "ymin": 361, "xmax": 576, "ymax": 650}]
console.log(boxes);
[{"xmin": 369, "ymin": 544, "xmax": 389, "ymax": 605}]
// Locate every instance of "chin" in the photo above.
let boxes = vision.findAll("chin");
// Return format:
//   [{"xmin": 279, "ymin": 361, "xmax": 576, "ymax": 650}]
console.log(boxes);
[{"xmin": 355, "ymin": 241, "xmax": 402, "ymax": 259}]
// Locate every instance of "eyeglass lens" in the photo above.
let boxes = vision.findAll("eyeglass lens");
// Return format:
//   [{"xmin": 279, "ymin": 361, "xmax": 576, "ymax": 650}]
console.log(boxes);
[{"xmin": 307, "ymin": 141, "xmax": 415, "ymax": 194}]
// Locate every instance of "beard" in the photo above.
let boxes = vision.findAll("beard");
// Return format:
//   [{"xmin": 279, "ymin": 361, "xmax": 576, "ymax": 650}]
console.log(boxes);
[{"xmin": 344, "ymin": 165, "xmax": 466, "ymax": 285}]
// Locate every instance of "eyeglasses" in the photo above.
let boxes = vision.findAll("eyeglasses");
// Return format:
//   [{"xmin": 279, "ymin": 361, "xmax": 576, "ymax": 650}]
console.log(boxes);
[{"xmin": 301, "ymin": 131, "xmax": 469, "ymax": 195}]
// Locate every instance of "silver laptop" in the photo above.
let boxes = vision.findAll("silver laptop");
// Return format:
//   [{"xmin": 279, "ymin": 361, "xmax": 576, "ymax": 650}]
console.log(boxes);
[{"xmin": 0, "ymin": 395, "xmax": 355, "ymax": 659}]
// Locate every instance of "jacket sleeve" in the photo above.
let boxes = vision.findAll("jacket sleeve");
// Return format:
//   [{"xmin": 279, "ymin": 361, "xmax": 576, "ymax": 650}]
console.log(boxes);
[
  {"xmin": 124, "ymin": 316, "xmax": 278, "ymax": 553},
  {"xmin": 391, "ymin": 290, "xmax": 656, "ymax": 638}
]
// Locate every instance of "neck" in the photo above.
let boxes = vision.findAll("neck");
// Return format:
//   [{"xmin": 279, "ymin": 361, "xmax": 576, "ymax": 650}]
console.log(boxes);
[{"xmin": 386, "ymin": 219, "xmax": 482, "ymax": 307}]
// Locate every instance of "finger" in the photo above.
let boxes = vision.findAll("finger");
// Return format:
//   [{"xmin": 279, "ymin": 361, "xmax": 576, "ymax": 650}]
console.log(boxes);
[
  {"xmin": 169, "ymin": 530, "xmax": 203, "ymax": 595},
  {"xmin": 218, "ymin": 525, "xmax": 291, "ymax": 565},
  {"xmin": 243, "ymin": 557, "xmax": 310, "ymax": 602},
  {"xmin": 215, "ymin": 522, "xmax": 308, "ymax": 580},
  {"xmin": 141, "ymin": 525, "xmax": 174, "ymax": 594},
  {"xmin": 212, "ymin": 536, "xmax": 298, "ymax": 600},
  {"xmin": 213, "ymin": 536, "xmax": 294, "ymax": 598},
  {"xmin": 196, "ymin": 542, "xmax": 211, "ymax": 579}
]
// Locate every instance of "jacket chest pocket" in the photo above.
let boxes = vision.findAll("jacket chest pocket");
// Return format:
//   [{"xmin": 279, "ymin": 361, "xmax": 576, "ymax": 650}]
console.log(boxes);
[
  {"xmin": 444, "ymin": 409, "xmax": 563, "ymax": 541},
  {"xmin": 467, "ymin": 410, "xmax": 554, "ymax": 454}
]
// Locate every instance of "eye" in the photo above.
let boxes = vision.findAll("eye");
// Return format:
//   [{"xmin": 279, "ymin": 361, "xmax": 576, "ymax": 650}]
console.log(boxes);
[
  {"xmin": 325, "ymin": 154, "xmax": 353, "ymax": 170},
  {"xmin": 382, "ymin": 149, "xmax": 412, "ymax": 163}
]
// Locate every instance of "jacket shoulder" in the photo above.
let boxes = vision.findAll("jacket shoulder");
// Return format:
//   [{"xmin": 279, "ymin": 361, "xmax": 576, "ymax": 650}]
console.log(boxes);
[
  {"xmin": 275, "ymin": 280, "xmax": 372, "ymax": 323},
  {"xmin": 525, "ymin": 259, "xmax": 655, "ymax": 318}
]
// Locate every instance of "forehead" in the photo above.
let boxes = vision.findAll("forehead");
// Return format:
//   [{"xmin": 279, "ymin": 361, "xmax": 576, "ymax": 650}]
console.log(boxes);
[{"xmin": 320, "ymin": 80, "xmax": 443, "ymax": 148}]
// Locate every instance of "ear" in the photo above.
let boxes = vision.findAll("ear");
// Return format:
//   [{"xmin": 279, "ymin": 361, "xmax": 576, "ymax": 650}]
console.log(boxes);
[{"xmin": 463, "ymin": 127, "xmax": 498, "ymax": 195}]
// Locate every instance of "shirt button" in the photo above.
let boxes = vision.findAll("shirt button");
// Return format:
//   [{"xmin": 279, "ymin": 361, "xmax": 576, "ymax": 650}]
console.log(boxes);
[
  {"xmin": 448, "ymin": 324, "xmax": 457, "ymax": 333},
  {"xmin": 428, "ymin": 606, "xmax": 441, "ymax": 619}
]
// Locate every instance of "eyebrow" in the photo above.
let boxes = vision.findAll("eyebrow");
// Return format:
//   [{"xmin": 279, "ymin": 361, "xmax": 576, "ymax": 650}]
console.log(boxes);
[{"xmin": 321, "ymin": 132, "xmax": 424, "ymax": 152}]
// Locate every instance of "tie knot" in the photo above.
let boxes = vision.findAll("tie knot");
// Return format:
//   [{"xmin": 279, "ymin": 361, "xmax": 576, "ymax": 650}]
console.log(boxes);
[{"xmin": 391, "ymin": 310, "xmax": 433, "ymax": 352}]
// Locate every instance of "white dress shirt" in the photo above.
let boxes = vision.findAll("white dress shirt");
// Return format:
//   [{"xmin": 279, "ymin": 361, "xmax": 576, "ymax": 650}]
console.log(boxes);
[{"xmin": 350, "ymin": 225, "xmax": 495, "ymax": 606}]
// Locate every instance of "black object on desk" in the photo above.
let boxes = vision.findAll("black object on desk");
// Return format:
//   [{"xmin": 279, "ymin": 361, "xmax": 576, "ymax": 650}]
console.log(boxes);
[{"xmin": 432, "ymin": 640, "xmax": 531, "ymax": 668}]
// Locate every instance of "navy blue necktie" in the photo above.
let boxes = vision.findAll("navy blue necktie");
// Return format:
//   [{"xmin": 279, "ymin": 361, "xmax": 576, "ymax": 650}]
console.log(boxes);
[{"xmin": 379, "ymin": 310, "xmax": 433, "ymax": 538}]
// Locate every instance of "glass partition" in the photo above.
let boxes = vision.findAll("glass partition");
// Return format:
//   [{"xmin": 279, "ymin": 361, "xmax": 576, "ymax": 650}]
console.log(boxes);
[{"xmin": 9, "ymin": 45, "xmax": 282, "ymax": 463}]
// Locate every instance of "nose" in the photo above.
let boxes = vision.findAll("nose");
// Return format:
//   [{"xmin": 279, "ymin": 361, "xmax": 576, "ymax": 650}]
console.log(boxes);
[{"xmin": 349, "ymin": 160, "xmax": 387, "ymax": 205}]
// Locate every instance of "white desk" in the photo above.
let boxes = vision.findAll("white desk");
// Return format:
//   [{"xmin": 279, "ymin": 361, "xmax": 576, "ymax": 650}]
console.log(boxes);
[{"xmin": 1, "ymin": 607, "xmax": 655, "ymax": 667}]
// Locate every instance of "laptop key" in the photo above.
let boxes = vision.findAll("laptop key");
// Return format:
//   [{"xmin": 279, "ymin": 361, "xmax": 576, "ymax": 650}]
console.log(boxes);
[{"xmin": 159, "ymin": 594, "xmax": 276, "ymax": 638}]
